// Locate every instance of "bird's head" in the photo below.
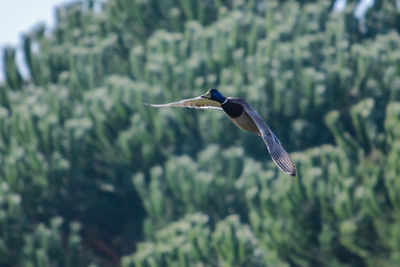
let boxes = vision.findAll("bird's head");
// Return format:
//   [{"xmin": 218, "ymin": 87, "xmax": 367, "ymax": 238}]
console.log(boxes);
[{"xmin": 201, "ymin": 89, "xmax": 226, "ymax": 104}]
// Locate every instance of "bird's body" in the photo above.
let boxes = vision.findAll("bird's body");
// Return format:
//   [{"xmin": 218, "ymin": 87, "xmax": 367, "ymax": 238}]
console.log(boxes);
[
  {"xmin": 146, "ymin": 89, "xmax": 296, "ymax": 176},
  {"xmin": 222, "ymin": 98, "xmax": 260, "ymax": 135}
]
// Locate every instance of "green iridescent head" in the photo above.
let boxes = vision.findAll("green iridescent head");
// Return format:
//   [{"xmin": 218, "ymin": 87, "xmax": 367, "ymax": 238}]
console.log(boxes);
[{"xmin": 202, "ymin": 89, "xmax": 226, "ymax": 104}]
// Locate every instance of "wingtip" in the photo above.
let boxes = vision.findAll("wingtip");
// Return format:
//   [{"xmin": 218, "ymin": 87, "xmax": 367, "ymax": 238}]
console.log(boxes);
[{"xmin": 289, "ymin": 166, "xmax": 297, "ymax": 176}]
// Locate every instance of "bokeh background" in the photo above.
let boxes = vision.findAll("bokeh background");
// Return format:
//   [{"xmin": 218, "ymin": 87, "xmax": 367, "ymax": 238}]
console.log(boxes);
[{"xmin": 1, "ymin": 0, "xmax": 400, "ymax": 266}]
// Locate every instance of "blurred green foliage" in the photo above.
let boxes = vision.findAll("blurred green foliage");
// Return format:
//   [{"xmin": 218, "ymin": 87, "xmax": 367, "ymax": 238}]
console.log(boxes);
[{"xmin": 1, "ymin": 0, "xmax": 400, "ymax": 265}]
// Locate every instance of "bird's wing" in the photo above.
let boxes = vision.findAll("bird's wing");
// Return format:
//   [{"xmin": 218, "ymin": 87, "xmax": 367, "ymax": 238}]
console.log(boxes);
[
  {"xmin": 145, "ymin": 96, "xmax": 222, "ymax": 109},
  {"xmin": 230, "ymin": 98, "xmax": 297, "ymax": 176}
]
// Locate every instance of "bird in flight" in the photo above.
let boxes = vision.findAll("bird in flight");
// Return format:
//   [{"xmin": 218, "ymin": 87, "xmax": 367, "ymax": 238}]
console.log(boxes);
[{"xmin": 146, "ymin": 89, "xmax": 296, "ymax": 176}]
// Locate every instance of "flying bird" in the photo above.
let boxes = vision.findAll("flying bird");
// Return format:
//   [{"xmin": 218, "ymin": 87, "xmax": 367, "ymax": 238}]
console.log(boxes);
[{"xmin": 146, "ymin": 89, "xmax": 296, "ymax": 176}]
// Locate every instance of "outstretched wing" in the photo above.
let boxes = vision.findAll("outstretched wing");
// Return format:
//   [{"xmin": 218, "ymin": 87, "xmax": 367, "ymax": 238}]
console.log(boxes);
[
  {"xmin": 145, "ymin": 96, "xmax": 222, "ymax": 109},
  {"xmin": 230, "ymin": 98, "xmax": 297, "ymax": 176}
]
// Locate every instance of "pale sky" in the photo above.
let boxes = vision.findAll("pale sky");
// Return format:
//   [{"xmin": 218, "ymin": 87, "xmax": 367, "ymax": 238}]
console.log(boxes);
[
  {"xmin": 0, "ymin": 0, "xmax": 71, "ymax": 47},
  {"xmin": 0, "ymin": 0, "xmax": 70, "ymax": 81}
]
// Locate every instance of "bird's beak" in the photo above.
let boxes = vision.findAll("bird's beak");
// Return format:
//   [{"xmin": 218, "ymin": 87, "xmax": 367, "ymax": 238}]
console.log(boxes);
[{"xmin": 201, "ymin": 91, "xmax": 211, "ymax": 99}]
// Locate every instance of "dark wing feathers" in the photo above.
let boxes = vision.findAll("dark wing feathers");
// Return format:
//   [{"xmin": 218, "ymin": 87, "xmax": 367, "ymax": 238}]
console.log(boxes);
[
  {"xmin": 145, "ymin": 96, "xmax": 222, "ymax": 109},
  {"xmin": 230, "ymin": 98, "xmax": 297, "ymax": 176}
]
